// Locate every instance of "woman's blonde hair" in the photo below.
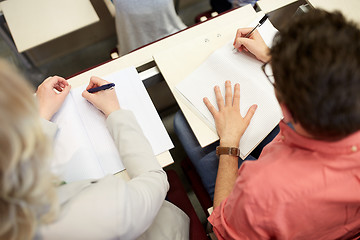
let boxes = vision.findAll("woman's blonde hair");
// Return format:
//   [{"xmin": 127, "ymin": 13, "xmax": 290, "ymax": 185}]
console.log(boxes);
[{"xmin": 0, "ymin": 60, "xmax": 58, "ymax": 240}]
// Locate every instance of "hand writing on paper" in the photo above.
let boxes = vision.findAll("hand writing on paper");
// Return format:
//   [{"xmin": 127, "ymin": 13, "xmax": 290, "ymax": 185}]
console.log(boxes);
[
  {"xmin": 203, "ymin": 81, "xmax": 257, "ymax": 147},
  {"xmin": 82, "ymin": 76, "xmax": 120, "ymax": 117},
  {"xmin": 233, "ymin": 28, "xmax": 270, "ymax": 63},
  {"xmin": 36, "ymin": 76, "xmax": 71, "ymax": 120}
]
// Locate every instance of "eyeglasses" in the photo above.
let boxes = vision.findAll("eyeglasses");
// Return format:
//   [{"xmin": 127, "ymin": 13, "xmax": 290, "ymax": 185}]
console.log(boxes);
[{"xmin": 261, "ymin": 61, "xmax": 275, "ymax": 86}]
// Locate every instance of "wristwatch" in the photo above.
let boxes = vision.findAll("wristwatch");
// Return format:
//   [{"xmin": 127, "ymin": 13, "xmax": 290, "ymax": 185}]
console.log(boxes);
[{"xmin": 216, "ymin": 146, "xmax": 240, "ymax": 157}]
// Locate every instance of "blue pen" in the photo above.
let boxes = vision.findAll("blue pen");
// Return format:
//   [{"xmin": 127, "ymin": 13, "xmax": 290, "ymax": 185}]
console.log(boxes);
[{"xmin": 87, "ymin": 83, "xmax": 115, "ymax": 93}]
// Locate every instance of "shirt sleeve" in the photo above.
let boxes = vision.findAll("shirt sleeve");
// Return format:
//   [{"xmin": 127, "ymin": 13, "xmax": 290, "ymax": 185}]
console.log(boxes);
[
  {"xmin": 208, "ymin": 163, "xmax": 272, "ymax": 240},
  {"xmin": 105, "ymin": 109, "xmax": 169, "ymax": 238},
  {"xmin": 42, "ymin": 109, "xmax": 170, "ymax": 239},
  {"xmin": 106, "ymin": 109, "xmax": 166, "ymax": 178}
]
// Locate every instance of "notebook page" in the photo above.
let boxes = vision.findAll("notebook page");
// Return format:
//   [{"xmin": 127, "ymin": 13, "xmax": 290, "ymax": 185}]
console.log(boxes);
[
  {"xmin": 70, "ymin": 87, "xmax": 124, "ymax": 176},
  {"xmin": 102, "ymin": 67, "xmax": 174, "ymax": 156},
  {"xmin": 70, "ymin": 67, "xmax": 173, "ymax": 175},
  {"xmin": 176, "ymin": 21, "xmax": 282, "ymax": 158},
  {"xmin": 51, "ymin": 95, "xmax": 106, "ymax": 182}
]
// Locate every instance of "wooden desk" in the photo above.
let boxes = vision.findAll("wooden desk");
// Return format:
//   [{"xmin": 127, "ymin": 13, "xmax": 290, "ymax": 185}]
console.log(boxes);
[
  {"xmin": 66, "ymin": 5, "xmax": 265, "ymax": 176},
  {"xmin": 0, "ymin": 0, "xmax": 99, "ymax": 52},
  {"xmin": 67, "ymin": 5, "xmax": 261, "ymax": 151},
  {"xmin": 153, "ymin": 5, "xmax": 262, "ymax": 148},
  {"xmin": 306, "ymin": 0, "xmax": 360, "ymax": 24}
]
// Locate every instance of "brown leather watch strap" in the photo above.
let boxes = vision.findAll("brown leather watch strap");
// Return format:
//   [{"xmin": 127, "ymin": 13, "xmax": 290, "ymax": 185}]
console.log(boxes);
[{"xmin": 216, "ymin": 146, "xmax": 240, "ymax": 157}]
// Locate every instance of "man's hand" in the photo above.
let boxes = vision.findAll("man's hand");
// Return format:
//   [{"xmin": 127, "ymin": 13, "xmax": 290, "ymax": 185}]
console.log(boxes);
[
  {"xmin": 82, "ymin": 76, "xmax": 120, "ymax": 117},
  {"xmin": 36, "ymin": 76, "xmax": 71, "ymax": 120},
  {"xmin": 203, "ymin": 80, "xmax": 257, "ymax": 147},
  {"xmin": 204, "ymin": 81, "xmax": 257, "ymax": 208},
  {"xmin": 233, "ymin": 28, "xmax": 270, "ymax": 63}
]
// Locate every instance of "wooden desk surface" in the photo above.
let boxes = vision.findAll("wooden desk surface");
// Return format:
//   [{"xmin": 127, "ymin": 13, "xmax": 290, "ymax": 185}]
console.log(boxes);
[
  {"xmin": 0, "ymin": 0, "xmax": 99, "ymax": 52},
  {"xmin": 306, "ymin": 0, "xmax": 360, "ymax": 24},
  {"xmin": 66, "ymin": 5, "xmax": 262, "ymax": 168},
  {"xmin": 153, "ymin": 5, "xmax": 262, "ymax": 148}
]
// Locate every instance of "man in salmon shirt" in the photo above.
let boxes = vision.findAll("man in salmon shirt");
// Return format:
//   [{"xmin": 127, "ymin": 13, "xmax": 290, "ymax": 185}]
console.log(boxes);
[{"xmin": 204, "ymin": 9, "xmax": 360, "ymax": 239}]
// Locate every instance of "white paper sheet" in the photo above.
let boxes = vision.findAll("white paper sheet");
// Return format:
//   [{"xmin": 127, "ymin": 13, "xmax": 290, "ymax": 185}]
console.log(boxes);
[
  {"xmin": 102, "ymin": 67, "xmax": 174, "ymax": 156},
  {"xmin": 51, "ymin": 67, "xmax": 173, "ymax": 182},
  {"xmin": 176, "ymin": 19, "xmax": 283, "ymax": 159},
  {"xmin": 52, "ymin": 95, "xmax": 105, "ymax": 182}
]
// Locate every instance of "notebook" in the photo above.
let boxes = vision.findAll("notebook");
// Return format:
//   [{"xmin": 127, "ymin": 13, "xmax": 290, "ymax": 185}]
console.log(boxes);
[
  {"xmin": 51, "ymin": 67, "xmax": 173, "ymax": 182},
  {"xmin": 175, "ymin": 19, "xmax": 283, "ymax": 159}
]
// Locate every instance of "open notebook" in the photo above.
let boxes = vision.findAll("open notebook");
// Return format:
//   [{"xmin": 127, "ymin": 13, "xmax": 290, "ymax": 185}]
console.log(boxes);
[
  {"xmin": 175, "ymin": 19, "xmax": 283, "ymax": 159},
  {"xmin": 51, "ymin": 67, "xmax": 173, "ymax": 183}
]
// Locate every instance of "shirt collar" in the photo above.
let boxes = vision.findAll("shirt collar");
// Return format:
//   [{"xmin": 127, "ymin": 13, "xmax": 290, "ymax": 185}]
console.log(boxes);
[{"xmin": 279, "ymin": 121, "xmax": 360, "ymax": 155}]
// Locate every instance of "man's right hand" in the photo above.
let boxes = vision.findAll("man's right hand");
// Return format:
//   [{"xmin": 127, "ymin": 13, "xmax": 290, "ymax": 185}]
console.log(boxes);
[{"xmin": 233, "ymin": 28, "xmax": 270, "ymax": 63}]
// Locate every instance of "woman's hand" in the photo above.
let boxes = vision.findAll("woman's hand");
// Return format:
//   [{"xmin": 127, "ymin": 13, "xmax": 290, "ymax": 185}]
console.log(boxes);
[
  {"xmin": 233, "ymin": 28, "xmax": 270, "ymax": 63},
  {"xmin": 36, "ymin": 76, "xmax": 71, "ymax": 120},
  {"xmin": 82, "ymin": 76, "xmax": 120, "ymax": 117},
  {"xmin": 203, "ymin": 81, "xmax": 257, "ymax": 147}
]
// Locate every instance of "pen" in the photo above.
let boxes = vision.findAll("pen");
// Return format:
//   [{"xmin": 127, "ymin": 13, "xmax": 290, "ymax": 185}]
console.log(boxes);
[
  {"xmin": 244, "ymin": 14, "xmax": 268, "ymax": 38},
  {"xmin": 233, "ymin": 14, "xmax": 268, "ymax": 51},
  {"xmin": 87, "ymin": 83, "xmax": 115, "ymax": 93}
]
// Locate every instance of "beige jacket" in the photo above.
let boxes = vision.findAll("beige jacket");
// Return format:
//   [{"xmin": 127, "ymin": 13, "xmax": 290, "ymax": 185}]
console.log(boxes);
[{"xmin": 38, "ymin": 110, "xmax": 189, "ymax": 240}]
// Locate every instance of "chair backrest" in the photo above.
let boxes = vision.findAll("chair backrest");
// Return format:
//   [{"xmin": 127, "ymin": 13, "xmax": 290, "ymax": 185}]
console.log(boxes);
[
  {"xmin": 181, "ymin": 157, "xmax": 213, "ymax": 216},
  {"xmin": 165, "ymin": 169, "xmax": 208, "ymax": 240}
]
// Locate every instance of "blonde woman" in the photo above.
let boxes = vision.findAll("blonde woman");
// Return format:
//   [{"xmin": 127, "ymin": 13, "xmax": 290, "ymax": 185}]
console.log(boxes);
[{"xmin": 0, "ymin": 60, "xmax": 189, "ymax": 240}]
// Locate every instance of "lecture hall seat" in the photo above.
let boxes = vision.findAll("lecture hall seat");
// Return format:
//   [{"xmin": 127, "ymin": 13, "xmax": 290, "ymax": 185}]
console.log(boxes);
[{"xmin": 166, "ymin": 169, "xmax": 209, "ymax": 240}]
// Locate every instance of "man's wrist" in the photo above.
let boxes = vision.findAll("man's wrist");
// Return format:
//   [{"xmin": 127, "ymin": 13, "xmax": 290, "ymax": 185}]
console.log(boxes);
[
  {"xmin": 260, "ymin": 53, "xmax": 271, "ymax": 63},
  {"xmin": 216, "ymin": 146, "xmax": 240, "ymax": 157},
  {"xmin": 220, "ymin": 139, "xmax": 239, "ymax": 148},
  {"xmin": 257, "ymin": 46, "xmax": 271, "ymax": 63}
]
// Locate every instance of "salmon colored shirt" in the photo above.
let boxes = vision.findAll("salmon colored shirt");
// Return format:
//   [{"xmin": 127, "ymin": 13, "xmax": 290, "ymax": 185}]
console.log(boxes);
[{"xmin": 208, "ymin": 121, "xmax": 360, "ymax": 240}]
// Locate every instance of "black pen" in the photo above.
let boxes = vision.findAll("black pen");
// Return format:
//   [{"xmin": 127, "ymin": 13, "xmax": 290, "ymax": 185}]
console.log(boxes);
[
  {"xmin": 244, "ymin": 14, "xmax": 269, "ymax": 38},
  {"xmin": 87, "ymin": 83, "xmax": 115, "ymax": 93},
  {"xmin": 233, "ymin": 14, "xmax": 269, "ymax": 51}
]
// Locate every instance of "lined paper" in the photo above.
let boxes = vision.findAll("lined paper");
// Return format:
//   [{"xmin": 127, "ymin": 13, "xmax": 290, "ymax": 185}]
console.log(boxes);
[
  {"xmin": 51, "ymin": 95, "xmax": 105, "ymax": 181},
  {"xmin": 102, "ymin": 67, "xmax": 173, "ymax": 156},
  {"xmin": 176, "ymin": 19, "xmax": 282, "ymax": 159},
  {"xmin": 51, "ymin": 67, "xmax": 173, "ymax": 182},
  {"xmin": 71, "ymin": 87, "xmax": 123, "ymax": 176}
]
